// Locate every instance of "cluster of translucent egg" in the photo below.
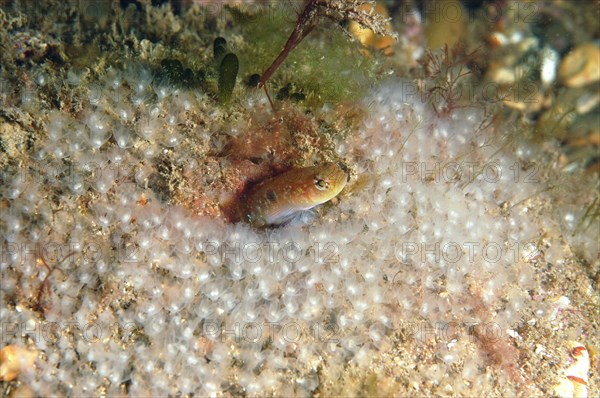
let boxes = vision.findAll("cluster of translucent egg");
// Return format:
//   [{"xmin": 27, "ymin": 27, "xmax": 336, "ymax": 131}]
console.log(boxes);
[{"xmin": 0, "ymin": 68, "xmax": 586, "ymax": 396}]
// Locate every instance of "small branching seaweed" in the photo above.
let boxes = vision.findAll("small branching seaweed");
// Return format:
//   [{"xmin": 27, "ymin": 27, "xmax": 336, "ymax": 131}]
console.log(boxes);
[
  {"xmin": 419, "ymin": 45, "xmax": 483, "ymax": 115},
  {"xmin": 32, "ymin": 251, "xmax": 75, "ymax": 315}
]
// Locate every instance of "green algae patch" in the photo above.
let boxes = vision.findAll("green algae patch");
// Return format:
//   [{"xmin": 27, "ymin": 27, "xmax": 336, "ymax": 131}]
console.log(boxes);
[
  {"xmin": 218, "ymin": 52, "xmax": 239, "ymax": 103},
  {"xmin": 235, "ymin": 4, "xmax": 378, "ymax": 107},
  {"xmin": 213, "ymin": 36, "xmax": 228, "ymax": 63}
]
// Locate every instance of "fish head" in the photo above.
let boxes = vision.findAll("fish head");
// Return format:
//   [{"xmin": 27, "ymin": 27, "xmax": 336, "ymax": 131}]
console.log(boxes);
[{"xmin": 303, "ymin": 163, "xmax": 348, "ymax": 205}]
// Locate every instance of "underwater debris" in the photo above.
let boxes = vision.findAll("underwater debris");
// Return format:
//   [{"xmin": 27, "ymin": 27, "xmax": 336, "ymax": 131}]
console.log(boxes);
[{"xmin": 552, "ymin": 341, "xmax": 591, "ymax": 398}]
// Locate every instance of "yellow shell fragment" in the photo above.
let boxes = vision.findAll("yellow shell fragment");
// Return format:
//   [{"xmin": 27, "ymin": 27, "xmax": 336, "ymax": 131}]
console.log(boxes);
[
  {"xmin": 552, "ymin": 341, "xmax": 590, "ymax": 398},
  {"xmin": 0, "ymin": 345, "xmax": 38, "ymax": 382},
  {"xmin": 558, "ymin": 43, "xmax": 600, "ymax": 88}
]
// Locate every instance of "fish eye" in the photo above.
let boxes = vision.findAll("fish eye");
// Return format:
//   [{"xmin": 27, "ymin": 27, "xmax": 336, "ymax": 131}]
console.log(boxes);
[{"xmin": 315, "ymin": 178, "xmax": 328, "ymax": 190}]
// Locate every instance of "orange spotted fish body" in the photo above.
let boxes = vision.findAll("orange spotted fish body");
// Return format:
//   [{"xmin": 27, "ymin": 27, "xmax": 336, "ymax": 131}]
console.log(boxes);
[{"xmin": 242, "ymin": 164, "xmax": 347, "ymax": 227}]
